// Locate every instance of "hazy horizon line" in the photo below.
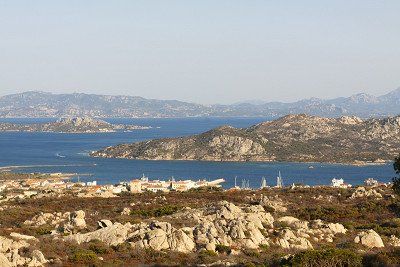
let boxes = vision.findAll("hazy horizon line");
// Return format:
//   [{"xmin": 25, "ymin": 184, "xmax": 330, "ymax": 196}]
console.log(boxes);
[{"xmin": 1, "ymin": 86, "xmax": 399, "ymax": 106}]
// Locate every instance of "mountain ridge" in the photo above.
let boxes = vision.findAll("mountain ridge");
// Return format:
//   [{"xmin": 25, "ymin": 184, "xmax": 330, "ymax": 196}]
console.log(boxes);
[{"xmin": 1, "ymin": 87, "xmax": 400, "ymax": 118}]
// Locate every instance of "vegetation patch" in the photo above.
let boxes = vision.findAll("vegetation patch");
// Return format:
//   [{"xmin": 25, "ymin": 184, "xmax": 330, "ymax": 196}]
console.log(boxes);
[
  {"xmin": 131, "ymin": 205, "xmax": 181, "ymax": 218},
  {"xmin": 281, "ymin": 248, "xmax": 363, "ymax": 267}
]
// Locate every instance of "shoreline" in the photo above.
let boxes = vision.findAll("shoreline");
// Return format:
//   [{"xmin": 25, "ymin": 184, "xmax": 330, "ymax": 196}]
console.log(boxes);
[
  {"xmin": 90, "ymin": 154, "xmax": 391, "ymax": 167},
  {"xmin": 0, "ymin": 164, "xmax": 96, "ymax": 171}
]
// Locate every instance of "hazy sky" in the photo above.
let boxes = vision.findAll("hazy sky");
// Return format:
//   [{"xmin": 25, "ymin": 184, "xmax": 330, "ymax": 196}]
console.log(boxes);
[{"xmin": 0, "ymin": 1, "xmax": 399, "ymax": 104}]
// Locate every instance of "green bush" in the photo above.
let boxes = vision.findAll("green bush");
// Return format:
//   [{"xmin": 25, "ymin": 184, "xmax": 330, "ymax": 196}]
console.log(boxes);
[
  {"xmin": 131, "ymin": 205, "xmax": 180, "ymax": 218},
  {"xmin": 198, "ymin": 249, "xmax": 218, "ymax": 264},
  {"xmin": 281, "ymin": 248, "xmax": 362, "ymax": 267},
  {"xmin": 295, "ymin": 205, "xmax": 359, "ymax": 222},
  {"xmin": 215, "ymin": 244, "xmax": 231, "ymax": 254},
  {"xmin": 69, "ymin": 248, "xmax": 98, "ymax": 264},
  {"xmin": 363, "ymin": 248, "xmax": 400, "ymax": 266},
  {"xmin": 392, "ymin": 154, "xmax": 400, "ymax": 196},
  {"xmin": 35, "ymin": 226, "xmax": 52, "ymax": 236},
  {"xmin": 88, "ymin": 240, "xmax": 111, "ymax": 254}
]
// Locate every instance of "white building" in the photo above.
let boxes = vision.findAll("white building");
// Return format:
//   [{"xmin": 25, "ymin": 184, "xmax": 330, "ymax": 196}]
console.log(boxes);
[{"xmin": 331, "ymin": 178, "xmax": 351, "ymax": 188}]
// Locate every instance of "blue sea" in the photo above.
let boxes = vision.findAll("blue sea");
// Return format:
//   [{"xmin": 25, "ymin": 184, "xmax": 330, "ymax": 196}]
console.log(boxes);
[{"xmin": 0, "ymin": 117, "xmax": 395, "ymax": 188}]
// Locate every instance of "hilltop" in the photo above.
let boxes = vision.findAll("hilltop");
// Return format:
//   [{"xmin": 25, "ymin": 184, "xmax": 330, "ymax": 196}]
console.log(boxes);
[
  {"xmin": 1, "ymin": 87, "xmax": 400, "ymax": 118},
  {"xmin": 91, "ymin": 114, "xmax": 400, "ymax": 164}
]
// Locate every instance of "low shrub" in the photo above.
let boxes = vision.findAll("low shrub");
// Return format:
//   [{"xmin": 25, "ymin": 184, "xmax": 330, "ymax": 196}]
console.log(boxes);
[
  {"xmin": 363, "ymin": 248, "xmax": 400, "ymax": 267},
  {"xmin": 69, "ymin": 248, "xmax": 98, "ymax": 264},
  {"xmin": 198, "ymin": 249, "xmax": 218, "ymax": 264},
  {"xmin": 131, "ymin": 205, "xmax": 180, "ymax": 218},
  {"xmin": 88, "ymin": 240, "xmax": 112, "ymax": 255},
  {"xmin": 281, "ymin": 248, "xmax": 362, "ymax": 267},
  {"xmin": 35, "ymin": 226, "xmax": 52, "ymax": 236},
  {"xmin": 215, "ymin": 244, "xmax": 231, "ymax": 254}
]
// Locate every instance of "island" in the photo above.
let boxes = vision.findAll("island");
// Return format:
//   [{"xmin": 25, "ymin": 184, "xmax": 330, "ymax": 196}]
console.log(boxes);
[
  {"xmin": 91, "ymin": 114, "xmax": 400, "ymax": 164},
  {"xmin": 0, "ymin": 117, "xmax": 152, "ymax": 133}
]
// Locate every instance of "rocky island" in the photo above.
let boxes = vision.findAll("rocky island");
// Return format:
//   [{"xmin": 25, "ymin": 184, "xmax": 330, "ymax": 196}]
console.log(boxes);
[
  {"xmin": 0, "ymin": 117, "xmax": 151, "ymax": 133},
  {"xmin": 91, "ymin": 114, "xmax": 400, "ymax": 164}
]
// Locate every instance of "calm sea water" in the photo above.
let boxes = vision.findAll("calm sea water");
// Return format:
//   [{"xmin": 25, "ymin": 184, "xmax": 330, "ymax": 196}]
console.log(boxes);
[{"xmin": 0, "ymin": 117, "xmax": 395, "ymax": 188}]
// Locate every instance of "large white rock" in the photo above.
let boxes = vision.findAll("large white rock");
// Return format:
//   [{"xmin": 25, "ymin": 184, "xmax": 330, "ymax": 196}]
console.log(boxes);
[
  {"xmin": 354, "ymin": 230, "xmax": 384, "ymax": 248},
  {"xmin": 65, "ymin": 223, "xmax": 131, "ymax": 246},
  {"xmin": 71, "ymin": 210, "xmax": 86, "ymax": 229},
  {"xmin": 169, "ymin": 229, "xmax": 195, "ymax": 253},
  {"xmin": 0, "ymin": 237, "xmax": 13, "ymax": 253},
  {"xmin": 0, "ymin": 253, "xmax": 11, "ymax": 267},
  {"xmin": 327, "ymin": 223, "xmax": 347, "ymax": 234},
  {"xmin": 10, "ymin": 232, "xmax": 37, "ymax": 241},
  {"xmin": 147, "ymin": 229, "xmax": 169, "ymax": 250},
  {"xmin": 277, "ymin": 216, "xmax": 308, "ymax": 230}
]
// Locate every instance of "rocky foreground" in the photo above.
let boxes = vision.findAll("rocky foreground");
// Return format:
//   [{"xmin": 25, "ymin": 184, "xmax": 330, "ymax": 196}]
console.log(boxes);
[
  {"xmin": 92, "ymin": 114, "xmax": 400, "ymax": 164},
  {"xmin": 0, "ymin": 117, "xmax": 151, "ymax": 133},
  {"xmin": 1, "ymin": 185, "xmax": 400, "ymax": 266}
]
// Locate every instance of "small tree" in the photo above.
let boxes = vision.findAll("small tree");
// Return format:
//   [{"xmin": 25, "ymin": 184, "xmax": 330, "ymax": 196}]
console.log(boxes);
[
  {"xmin": 392, "ymin": 154, "xmax": 400, "ymax": 196},
  {"xmin": 395, "ymin": 154, "xmax": 400, "ymax": 175}
]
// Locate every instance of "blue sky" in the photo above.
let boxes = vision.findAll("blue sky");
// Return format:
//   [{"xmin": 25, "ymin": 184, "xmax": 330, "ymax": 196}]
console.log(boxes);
[{"xmin": 0, "ymin": 1, "xmax": 399, "ymax": 103}]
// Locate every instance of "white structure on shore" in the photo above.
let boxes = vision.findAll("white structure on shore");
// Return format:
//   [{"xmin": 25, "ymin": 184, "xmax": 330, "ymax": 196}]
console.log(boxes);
[
  {"xmin": 331, "ymin": 178, "xmax": 352, "ymax": 188},
  {"xmin": 364, "ymin": 178, "xmax": 379, "ymax": 187},
  {"xmin": 260, "ymin": 177, "xmax": 267, "ymax": 189},
  {"xmin": 276, "ymin": 171, "xmax": 283, "ymax": 188}
]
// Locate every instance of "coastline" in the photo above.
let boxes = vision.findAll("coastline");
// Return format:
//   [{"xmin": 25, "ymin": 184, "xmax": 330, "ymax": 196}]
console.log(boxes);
[{"xmin": 90, "ymin": 154, "xmax": 391, "ymax": 167}]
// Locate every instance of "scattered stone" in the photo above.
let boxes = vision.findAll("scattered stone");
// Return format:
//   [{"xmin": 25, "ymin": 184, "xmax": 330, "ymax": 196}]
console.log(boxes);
[
  {"xmin": 388, "ymin": 235, "xmax": 400, "ymax": 247},
  {"xmin": 259, "ymin": 195, "xmax": 287, "ymax": 213},
  {"xmin": 121, "ymin": 207, "xmax": 131, "ymax": 215},
  {"xmin": 28, "ymin": 250, "xmax": 47, "ymax": 266},
  {"xmin": 351, "ymin": 187, "xmax": 382, "ymax": 199}
]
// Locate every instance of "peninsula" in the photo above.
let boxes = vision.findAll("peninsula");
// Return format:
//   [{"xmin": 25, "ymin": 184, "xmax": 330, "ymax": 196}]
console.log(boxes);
[
  {"xmin": 0, "ymin": 117, "xmax": 151, "ymax": 133},
  {"xmin": 91, "ymin": 114, "xmax": 400, "ymax": 164}
]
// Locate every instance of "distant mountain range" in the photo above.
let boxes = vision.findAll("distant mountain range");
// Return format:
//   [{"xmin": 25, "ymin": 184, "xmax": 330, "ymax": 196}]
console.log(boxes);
[{"xmin": 0, "ymin": 88, "xmax": 399, "ymax": 118}]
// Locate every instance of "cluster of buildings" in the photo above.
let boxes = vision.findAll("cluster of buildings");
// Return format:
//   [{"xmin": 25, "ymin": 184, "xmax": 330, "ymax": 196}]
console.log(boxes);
[
  {"xmin": 128, "ymin": 175, "xmax": 225, "ymax": 193},
  {"xmin": 1, "ymin": 172, "xmax": 388, "ymax": 203},
  {"xmin": 0, "ymin": 173, "xmax": 226, "ymax": 202}
]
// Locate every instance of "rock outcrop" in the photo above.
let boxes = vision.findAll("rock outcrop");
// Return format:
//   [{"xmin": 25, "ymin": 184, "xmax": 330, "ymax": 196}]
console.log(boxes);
[
  {"xmin": 69, "ymin": 210, "xmax": 86, "ymax": 229},
  {"xmin": 259, "ymin": 195, "xmax": 287, "ymax": 213},
  {"xmin": 63, "ymin": 201, "xmax": 347, "ymax": 254},
  {"xmin": 23, "ymin": 210, "xmax": 86, "ymax": 233},
  {"xmin": 0, "ymin": 236, "xmax": 47, "ymax": 266},
  {"xmin": 65, "ymin": 222, "xmax": 132, "ymax": 246},
  {"xmin": 351, "ymin": 187, "xmax": 383, "ymax": 199}
]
